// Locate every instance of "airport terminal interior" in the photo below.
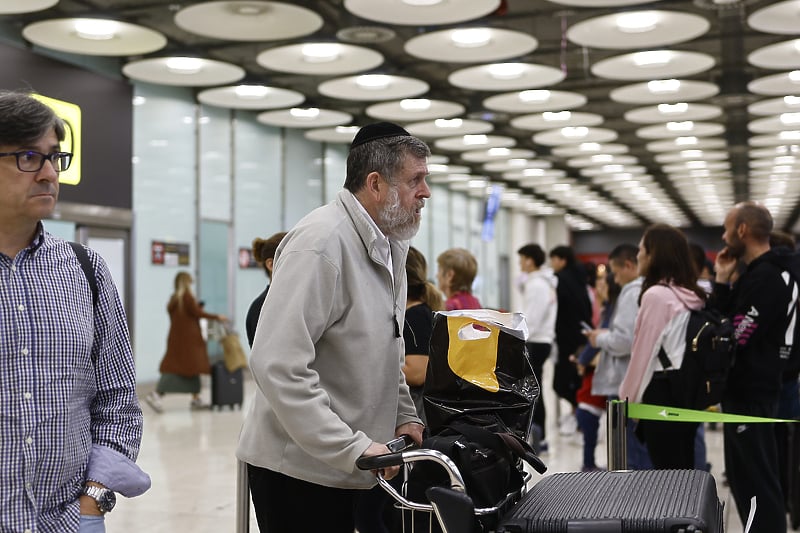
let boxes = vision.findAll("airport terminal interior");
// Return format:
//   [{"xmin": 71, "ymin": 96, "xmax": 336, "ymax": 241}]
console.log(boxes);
[{"xmin": 1, "ymin": 0, "xmax": 799, "ymax": 531}]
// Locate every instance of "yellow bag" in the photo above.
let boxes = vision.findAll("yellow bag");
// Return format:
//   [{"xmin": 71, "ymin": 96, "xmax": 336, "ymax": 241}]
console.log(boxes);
[{"xmin": 221, "ymin": 332, "xmax": 248, "ymax": 372}]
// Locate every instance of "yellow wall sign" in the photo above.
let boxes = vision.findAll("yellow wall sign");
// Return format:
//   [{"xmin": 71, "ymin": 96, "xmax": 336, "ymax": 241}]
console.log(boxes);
[{"xmin": 31, "ymin": 93, "xmax": 81, "ymax": 186}]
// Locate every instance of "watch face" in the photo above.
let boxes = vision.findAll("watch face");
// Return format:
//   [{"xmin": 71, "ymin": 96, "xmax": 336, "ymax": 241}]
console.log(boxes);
[{"xmin": 98, "ymin": 490, "xmax": 116, "ymax": 512}]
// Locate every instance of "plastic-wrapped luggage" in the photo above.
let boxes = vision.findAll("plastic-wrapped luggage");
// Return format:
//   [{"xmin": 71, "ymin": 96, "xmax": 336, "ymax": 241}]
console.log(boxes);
[{"xmin": 497, "ymin": 469, "xmax": 723, "ymax": 533}]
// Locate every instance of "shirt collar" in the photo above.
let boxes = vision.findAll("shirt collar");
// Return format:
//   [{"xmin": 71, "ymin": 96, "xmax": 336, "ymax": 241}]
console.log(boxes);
[{"xmin": 350, "ymin": 191, "xmax": 392, "ymax": 270}]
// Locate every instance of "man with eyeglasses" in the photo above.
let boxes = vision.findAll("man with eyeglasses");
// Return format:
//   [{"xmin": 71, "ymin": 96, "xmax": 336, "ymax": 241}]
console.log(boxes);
[{"xmin": 0, "ymin": 90, "xmax": 150, "ymax": 533}]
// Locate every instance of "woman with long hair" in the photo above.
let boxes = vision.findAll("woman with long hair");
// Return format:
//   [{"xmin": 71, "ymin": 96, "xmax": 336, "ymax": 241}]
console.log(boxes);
[
  {"xmin": 402, "ymin": 246, "xmax": 444, "ymax": 422},
  {"xmin": 146, "ymin": 271, "xmax": 225, "ymax": 412},
  {"xmin": 619, "ymin": 224, "xmax": 707, "ymax": 469}
]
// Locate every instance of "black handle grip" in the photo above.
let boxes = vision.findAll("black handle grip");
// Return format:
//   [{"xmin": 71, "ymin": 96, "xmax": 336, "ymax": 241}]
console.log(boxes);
[{"xmin": 356, "ymin": 451, "xmax": 405, "ymax": 471}]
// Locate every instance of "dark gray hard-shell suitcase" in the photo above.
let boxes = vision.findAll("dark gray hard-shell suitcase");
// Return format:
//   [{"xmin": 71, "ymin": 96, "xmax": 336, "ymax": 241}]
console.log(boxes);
[
  {"xmin": 210, "ymin": 361, "xmax": 243, "ymax": 409},
  {"xmin": 498, "ymin": 469, "xmax": 723, "ymax": 533}
]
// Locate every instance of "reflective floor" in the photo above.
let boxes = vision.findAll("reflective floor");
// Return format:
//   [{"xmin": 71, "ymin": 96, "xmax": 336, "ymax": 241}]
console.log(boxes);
[{"xmin": 108, "ymin": 363, "xmax": 771, "ymax": 533}]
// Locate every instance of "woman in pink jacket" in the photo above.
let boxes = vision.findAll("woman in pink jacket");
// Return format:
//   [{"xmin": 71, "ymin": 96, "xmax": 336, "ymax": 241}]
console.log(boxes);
[{"xmin": 619, "ymin": 224, "xmax": 707, "ymax": 469}]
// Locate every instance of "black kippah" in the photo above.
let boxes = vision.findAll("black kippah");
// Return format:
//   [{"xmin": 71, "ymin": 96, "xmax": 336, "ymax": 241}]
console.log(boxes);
[{"xmin": 350, "ymin": 122, "xmax": 411, "ymax": 150}]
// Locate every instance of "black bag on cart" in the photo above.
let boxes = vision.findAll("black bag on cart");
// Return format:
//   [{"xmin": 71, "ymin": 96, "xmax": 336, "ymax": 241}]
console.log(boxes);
[
  {"xmin": 423, "ymin": 310, "xmax": 540, "ymax": 441},
  {"xmin": 210, "ymin": 361, "xmax": 244, "ymax": 409},
  {"xmin": 497, "ymin": 469, "xmax": 723, "ymax": 533}
]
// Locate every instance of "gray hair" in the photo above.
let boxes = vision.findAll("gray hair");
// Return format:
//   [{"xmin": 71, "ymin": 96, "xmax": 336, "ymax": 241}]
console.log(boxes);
[
  {"xmin": 344, "ymin": 135, "xmax": 430, "ymax": 192},
  {"xmin": 0, "ymin": 90, "xmax": 66, "ymax": 146}
]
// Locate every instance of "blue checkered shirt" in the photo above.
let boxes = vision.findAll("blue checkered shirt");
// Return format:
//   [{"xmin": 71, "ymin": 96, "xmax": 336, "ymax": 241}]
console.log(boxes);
[{"xmin": 0, "ymin": 227, "xmax": 145, "ymax": 532}]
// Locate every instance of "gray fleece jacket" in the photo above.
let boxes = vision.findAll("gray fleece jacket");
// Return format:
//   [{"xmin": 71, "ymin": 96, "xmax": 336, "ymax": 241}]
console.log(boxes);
[
  {"xmin": 236, "ymin": 190, "xmax": 421, "ymax": 489},
  {"xmin": 591, "ymin": 277, "xmax": 642, "ymax": 396}
]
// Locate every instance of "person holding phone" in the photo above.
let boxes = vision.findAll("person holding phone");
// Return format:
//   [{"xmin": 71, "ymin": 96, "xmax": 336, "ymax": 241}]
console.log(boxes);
[{"xmin": 711, "ymin": 202, "xmax": 791, "ymax": 533}]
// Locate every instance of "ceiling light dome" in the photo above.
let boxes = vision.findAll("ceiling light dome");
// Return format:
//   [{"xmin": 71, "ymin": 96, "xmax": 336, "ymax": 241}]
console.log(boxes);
[
  {"xmin": 487, "ymin": 63, "xmax": 526, "ymax": 80},
  {"xmin": 301, "ymin": 43, "xmax": 341, "ymax": 62},
  {"xmin": 402, "ymin": 0, "xmax": 443, "ymax": 5},
  {"xmin": 658, "ymin": 102, "xmax": 689, "ymax": 114},
  {"xmin": 519, "ymin": 90, "xmax": 551, "ymax": 103},
  {"xmin": 166, "ymin": 57, "xmax": 204, "ymax": 74},
  {"xmin": 356, "ymin": 74, "xmax": 390, "ymax": 89},
  {"xmin": 434, "ymin": 118, "xmax": 463, "ymax": 128},
  {"xmin": 234, "ymin": 85, "xmax": 269, "ymax": 99},
  {"xmin": 647, "ymin": 79, "xmax": 681, "ymax": 93},
  {"xmin": 616, "ymin": 11, "xmax": 659, "ymax": 33},
  {"xmin": 400, "ymin": 99, "xmax": 432, "ymax": 111},
  {"xmin": 450, "ymin": 28, "xmax": 492, "ymax": 48},
  {"xmin": 289, "ymin": 107, "xmax": 320, "ymax": 119},
  {"xmin": 633, "ymin": 50, "xmax": 672, "ymax": 67},
  {"xmin": 74, "ymin": 18, "xmax": 120, "ymax": 40}
]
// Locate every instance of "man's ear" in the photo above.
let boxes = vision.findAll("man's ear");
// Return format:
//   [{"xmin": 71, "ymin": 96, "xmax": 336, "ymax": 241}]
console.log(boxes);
[
  {"xmin": 365, "ymin": 171, "xmax": 383, "ymax": 200},
  {"xmin": 737, "ymin": 222, "xmax": 747, "ymax": 240}
]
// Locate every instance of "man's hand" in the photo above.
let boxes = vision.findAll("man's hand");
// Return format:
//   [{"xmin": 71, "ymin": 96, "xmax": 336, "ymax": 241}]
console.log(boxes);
[
  {"xmin": 395, "ymin": 422, "xmax": 424, "ymax": 446},
  {"xmin": 715, "ymin": 247, "xmax": 737, "ymax": 284},
  {"xmin": 360, "ymin": 441, "xmax": 400, "ymax": 480}
]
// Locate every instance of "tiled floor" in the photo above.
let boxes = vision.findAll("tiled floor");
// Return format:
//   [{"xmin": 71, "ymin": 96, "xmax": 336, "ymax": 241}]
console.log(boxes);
[{"xmin": 108, "ymin": 365, "xmax": 784, "ymax": 532}]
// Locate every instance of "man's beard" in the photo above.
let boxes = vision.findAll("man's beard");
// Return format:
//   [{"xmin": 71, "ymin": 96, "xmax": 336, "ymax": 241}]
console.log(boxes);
[
  {"xmin": 378, "ymin": 186, "xmax": 423, "ymax": 240},
  {"xmin": 726, "ymin": 233, "xmax": 746, "ymax": 259}
]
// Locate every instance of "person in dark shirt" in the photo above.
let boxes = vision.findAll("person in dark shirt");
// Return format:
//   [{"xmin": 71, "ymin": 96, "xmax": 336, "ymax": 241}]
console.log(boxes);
[
  {"xmin": 245, "ymin": 232, "xmax": 286, "ymax": 347},
  {"xmin": 549, "ymin": 245, "xmax": 593, "ymax": 435},
  {"xmin": 713, "ymin": 201, "xmax": 791, "ymax": 533}
]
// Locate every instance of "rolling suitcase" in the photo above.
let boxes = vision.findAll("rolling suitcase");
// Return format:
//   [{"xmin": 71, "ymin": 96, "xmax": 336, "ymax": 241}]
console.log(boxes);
[
  {"xmin": 210, "ymin": 361, "xmax": 244, "ymax": 409},
  {"xmin": 497, "ymin": 469, "xmax": 723, "ymax": 533}
]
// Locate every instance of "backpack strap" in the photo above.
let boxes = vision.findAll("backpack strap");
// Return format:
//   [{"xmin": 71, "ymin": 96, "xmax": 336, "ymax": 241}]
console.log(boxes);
[
  {"xmin": 69, "ymin": 241, "xmax": 98, "ymax": 307},
  {"xmin": 657, "ymin": 346, "xmax": 673, "ymax": 370}
]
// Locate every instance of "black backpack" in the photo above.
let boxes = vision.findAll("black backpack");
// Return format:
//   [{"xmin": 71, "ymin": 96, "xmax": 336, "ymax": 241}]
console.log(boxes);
[
  {"xmin": 656, "ymin": 305, "xmax": 735, "ymax": 410},
  {"xmin": 773, "ymin": 252, "xmax": 800, "ymax": 375}
]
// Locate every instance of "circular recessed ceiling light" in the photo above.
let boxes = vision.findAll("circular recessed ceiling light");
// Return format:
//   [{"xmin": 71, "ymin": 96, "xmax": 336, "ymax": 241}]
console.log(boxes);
[
  {"xmin": 449, "ymin": 63, "xmax": 565, "ymax": 91},
  {"xmin": 748, "ymin": 38, "xmax": 800, "ymax": 70},
  {"xmin": 257, "ymin": 108, "xmax": 352, "ymax": 128},
  {"xmin": 405, "ymin": 27, "xmax": 537, "ymax": 63},
  {"xmin": 592, "ymin": 50, "xmax": 715, "ymax": 80},
  {"xmin": 257, "ymin": 42, "xmax": 383, "ymax": 75},
  {"xmin": 22, "ymin": 18, "xmax": 167, "ymax": 56},
  {"xmin": 567, "ymin": 10, "xmax": 709, "ymax": 49},
  {"xmin": 749, "ymin": 70, "xmax": 800, "ymax": 95},
  {"xmin": 344, "ymin": 0, "xmax": 499, "ymax": 25},
  {"xmin": 0, "ymin": 0, "xmax": 58, "ymax": 14},
  {"xmin": 197, "ymin": 85, "xmax": 305, "ymax": 110},
  {"xmin": 748, "ymin": 0, "xmax": 800, "ymax": 35},
  {"xmin": 365, "ymin": 99, "xmax": 465, "ymax": 122},
  {"xmin": 318, "ymin": 74, "xmax": 429, "ymax": 101},
  {"xmin": 122, "ymin": 57, "xmax": 245, "ymax": 86},
  {"xmin": 484, "ymin": 90, "xmax": 587, "ymax": 113},
  {"xmin": 174, "ymin": 1, "xmax": 322, "ymax": 41}
]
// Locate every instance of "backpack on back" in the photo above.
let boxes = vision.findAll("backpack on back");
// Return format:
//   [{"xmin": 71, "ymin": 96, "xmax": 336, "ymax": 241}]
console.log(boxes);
[
  {"xmin": 774, "ymin": 252, "xmax": 800, "ymax": 375},
  {"xmin": 656, "ymin": 305, "xmax": 735, "ymax": 410}
]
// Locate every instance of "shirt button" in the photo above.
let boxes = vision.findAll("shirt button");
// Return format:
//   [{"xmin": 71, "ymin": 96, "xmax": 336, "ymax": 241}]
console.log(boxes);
[
  {"xmin": 21, "ymin": 348, "xmax": 29, "ymax": 356},
  {"xmin": 25, "ymin": 437, "xmax": 33, "ymax": 445},
  {"xmin": 23, "ymin": 392, "xmax": 31, "ymax": 400},
  {"xmin": 17, "ymin": 304, "xmax": 25, "ymax": 312},
  {"xmin": 10, "ymin": 265, "xmax": 16, "ymax": 272},
  {"xmin": 24, "ymin": 529, "xmax": 31, "ymax": 533}
]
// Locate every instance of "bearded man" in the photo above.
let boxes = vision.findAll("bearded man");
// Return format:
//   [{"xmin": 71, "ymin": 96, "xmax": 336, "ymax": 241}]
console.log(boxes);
[
  {"xmin": 713, "ymin": 201, "xmax": 792, "ymax": 533},
  {"xmin": 237, "ymin": 122, "xmax": 430, "ymax": 533}
]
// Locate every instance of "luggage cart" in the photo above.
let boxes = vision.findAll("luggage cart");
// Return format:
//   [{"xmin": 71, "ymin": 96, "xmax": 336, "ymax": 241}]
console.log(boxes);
[{"xmin": 356, "ymin": 435, "xmax": 528, "ymax": 533}]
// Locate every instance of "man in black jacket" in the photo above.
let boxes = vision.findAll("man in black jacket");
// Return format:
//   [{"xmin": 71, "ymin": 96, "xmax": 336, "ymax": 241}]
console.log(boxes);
[{"xmin": 714, "ymin": 201, "xmax": 790, "ymax": 533}]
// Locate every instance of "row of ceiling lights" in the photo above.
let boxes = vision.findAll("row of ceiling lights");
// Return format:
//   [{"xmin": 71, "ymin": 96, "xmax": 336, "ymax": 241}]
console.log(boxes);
[{"xmin": 7, "ymin": 0, "xmax": 800, "ymax": 230}]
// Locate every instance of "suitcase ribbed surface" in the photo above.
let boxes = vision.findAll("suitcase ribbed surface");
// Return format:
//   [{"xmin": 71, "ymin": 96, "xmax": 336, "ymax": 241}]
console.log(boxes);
[{"xmin": 499, "ymin": 470, "xmax": 722, "ymax": 533}]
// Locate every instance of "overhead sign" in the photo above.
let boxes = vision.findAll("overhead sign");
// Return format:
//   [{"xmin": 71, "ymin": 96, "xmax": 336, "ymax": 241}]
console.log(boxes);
[{"xmin": 32, "ymin": 93, "xmax": 81, "ymax": 186}]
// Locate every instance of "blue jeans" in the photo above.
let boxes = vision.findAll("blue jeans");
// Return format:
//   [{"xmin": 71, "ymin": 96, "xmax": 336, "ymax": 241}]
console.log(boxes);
[
  {"xmin": 576, "ymin": 408, "xmax": 600, "ymax": 469},
  {"xmin": 79, "ymin": 515, "xmax": 105, "ymax": 533}
]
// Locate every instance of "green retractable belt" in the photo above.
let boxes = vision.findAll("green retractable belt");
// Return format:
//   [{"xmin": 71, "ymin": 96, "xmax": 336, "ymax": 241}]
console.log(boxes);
[{"xmin": 612, "ymin": 400, "xmax": 798, "ymax": 424}]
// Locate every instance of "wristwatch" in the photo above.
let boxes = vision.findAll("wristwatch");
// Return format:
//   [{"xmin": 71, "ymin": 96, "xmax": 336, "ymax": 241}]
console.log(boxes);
[{"xmin": 82, "ymin": 485, "xmax": 116, "ymax": 513}]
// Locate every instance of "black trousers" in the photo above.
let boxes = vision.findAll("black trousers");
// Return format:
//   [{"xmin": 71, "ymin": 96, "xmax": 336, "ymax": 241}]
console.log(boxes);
[
  {"xmin": 722, "ymin": 397, "xmax": 787, "ymax": 533},
  {"xmin": 526, "ymin": 342, "xmax": 551, "ymax": 440},
  {"xmin": 638, "ymin": 373, "xmax": 697, "ymax": 470},
  {"xmin": 248, "ymin": 463, "xmax": 363, "ymax": 533}
]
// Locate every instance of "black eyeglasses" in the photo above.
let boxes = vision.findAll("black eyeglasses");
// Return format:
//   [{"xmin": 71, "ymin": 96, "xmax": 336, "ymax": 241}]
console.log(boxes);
[{"xmin": 0, "ymin": 150, "xmax": 73, "ymax": 173}]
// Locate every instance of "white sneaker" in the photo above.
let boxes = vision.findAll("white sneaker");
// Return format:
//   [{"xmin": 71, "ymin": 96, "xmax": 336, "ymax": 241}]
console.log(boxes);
[
  {"xmin": 145, "ymin": 391, "xmax": 163, "ymax": 413},
  {"xmin": 559, "ymin": 413, "xmax": 577, "ymax": 435}
]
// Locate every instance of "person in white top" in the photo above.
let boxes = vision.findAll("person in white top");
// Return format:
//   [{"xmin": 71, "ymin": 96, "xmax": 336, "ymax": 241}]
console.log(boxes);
[{"xmin": 517, "ymin": 243, "xmax": 558, "ymax": 446}]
